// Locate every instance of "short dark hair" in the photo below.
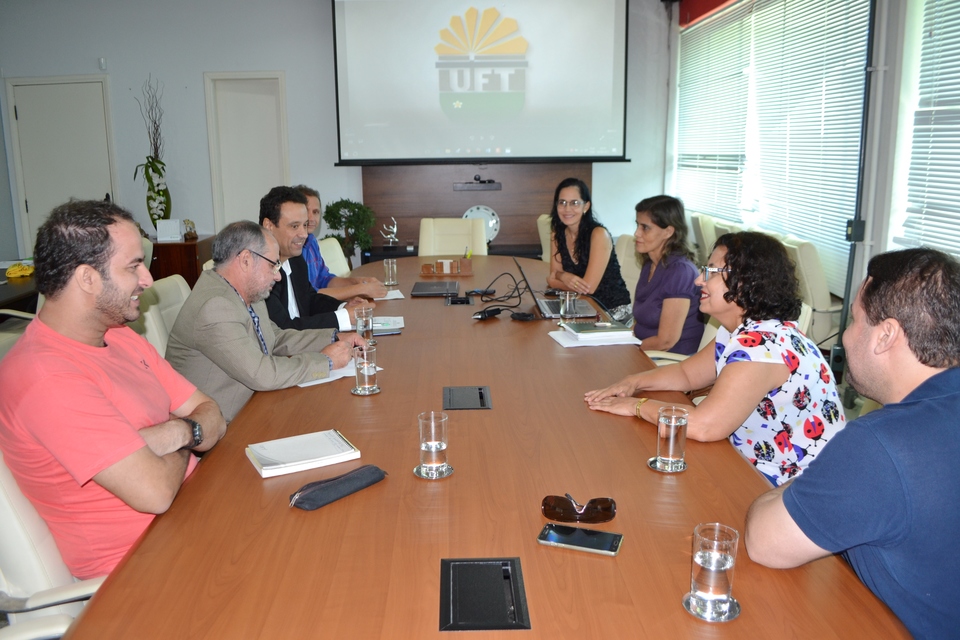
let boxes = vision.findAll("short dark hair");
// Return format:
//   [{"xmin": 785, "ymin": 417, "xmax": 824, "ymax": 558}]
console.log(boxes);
[
  {"xmin": 715, "ymin": 231, "xmax": 802, "ymax": 323},
  {"xmin": 860, "ymin": 248, "xmax": 960, "ymax": 368},
  {"xmin": 34, "ymin": 199, "xmax": 135, "ymax": 298},
  {"xmin": 212, "ymin": 221, "xmax": 268, "ymax": 268},
  {"xmin": 550, "ymin": 177, "xmax": 604, "ymax": 264},
  {"xmin": 292, "ymin": 184, "xmax": 320, "ymax": 202},
  {"xmin": 635, "ymin": 195, "xmax": 694, "ymax": 265},
  {"xmin": 259, "ymin": 186, "xmax": 307, "ymax": 226}
]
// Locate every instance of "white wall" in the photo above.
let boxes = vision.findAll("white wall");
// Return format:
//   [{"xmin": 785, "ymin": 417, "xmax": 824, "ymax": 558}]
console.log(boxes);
[
  {"xmin": 0, "ymin": 0, "xmax": 670, "ymax": 249},
  {"xmin": 594, "ymin": 0, "xmax": 674, "ymax": 239}
]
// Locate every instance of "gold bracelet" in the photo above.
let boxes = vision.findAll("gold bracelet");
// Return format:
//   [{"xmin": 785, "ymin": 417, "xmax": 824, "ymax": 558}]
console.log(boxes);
[{"xmin": 635, "ymin": 397, "xmax": 649, "ymax": 419}]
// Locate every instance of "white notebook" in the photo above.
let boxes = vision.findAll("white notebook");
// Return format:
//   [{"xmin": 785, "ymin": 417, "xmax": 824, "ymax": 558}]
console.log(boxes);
[{"xmin": 245, "ymin": 429, "xmax": 360, "ymax": 478}]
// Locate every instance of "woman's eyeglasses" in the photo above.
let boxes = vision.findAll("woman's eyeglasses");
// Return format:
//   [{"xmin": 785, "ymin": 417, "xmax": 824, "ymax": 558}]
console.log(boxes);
[
  {"xmin": 541, "ymin": 493, "xmax": 616, "ymax": 524},
  {"xmin": 243, "ymin": 249, "xmax": 282, "ymax": 274},
  {"xmin": 699, "ymin": 266, "xmax": 729, "ymax": 281},
  {"xmin": 556, "ymin": 199, "xmax": 584, "ymax": 209}
]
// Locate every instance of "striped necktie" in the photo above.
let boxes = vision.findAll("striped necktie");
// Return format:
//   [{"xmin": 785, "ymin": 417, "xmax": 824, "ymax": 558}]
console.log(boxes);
[{"xmin": 248, "ymin": 305, "xmax": 269, "ymax": 355}]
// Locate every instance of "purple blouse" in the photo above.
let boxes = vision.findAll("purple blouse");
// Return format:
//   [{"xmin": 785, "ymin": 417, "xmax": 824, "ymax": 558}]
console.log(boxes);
[{"xmin": 632, "ymin": 255, "xmax": 703, "ymax": 354}]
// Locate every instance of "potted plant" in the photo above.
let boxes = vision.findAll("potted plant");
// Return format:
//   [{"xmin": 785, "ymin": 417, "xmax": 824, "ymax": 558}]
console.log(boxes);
[
  {"xmin": 133, "ymin": 76, "xmax": 171, "ymax": 229},
  {"xmin": 322, "ymin": 198, "xmax": 376, "ymax": 263}
]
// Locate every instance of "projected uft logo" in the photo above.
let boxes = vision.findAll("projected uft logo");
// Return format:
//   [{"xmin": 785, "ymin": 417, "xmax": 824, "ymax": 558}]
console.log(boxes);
[{"xmin": 435, "ymin": 7, "xmax": 528, "ymax": 122}]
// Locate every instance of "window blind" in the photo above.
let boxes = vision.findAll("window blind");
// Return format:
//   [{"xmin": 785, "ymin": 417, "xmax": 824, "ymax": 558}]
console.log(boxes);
[
  {"xmin": 676, "ymin": 0, "xmax": 870, "ymax": 294},
  {"xmin": 893, "ymin": 1, "xmax": 960, "ymax": 255}
]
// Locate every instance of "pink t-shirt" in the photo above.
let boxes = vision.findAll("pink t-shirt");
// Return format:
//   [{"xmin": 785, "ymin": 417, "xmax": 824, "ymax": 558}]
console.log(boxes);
[{"xmin": 0, "ymin": 319, "xmax": 198, "ymax": 579}]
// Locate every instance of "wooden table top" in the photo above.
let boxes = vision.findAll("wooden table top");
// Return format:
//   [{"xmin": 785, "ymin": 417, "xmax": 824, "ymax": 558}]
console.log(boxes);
[{"xmin": 66, "ymin": 256, "xmax": 906, "ymax": 639}]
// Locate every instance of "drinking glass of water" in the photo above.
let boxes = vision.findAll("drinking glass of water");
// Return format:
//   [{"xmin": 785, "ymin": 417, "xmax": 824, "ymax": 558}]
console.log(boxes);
[
  {"xmin": 647, "ymin": 405, "xmax": 688, "ymax": 473},
  {"xmin": 355, "ymin": 306, "xmax": 376, "ymax": 346},
  {"xmin": 682, "ymin": 523, "xmax": 741, "ymax": 622},
  {"xmin": 559, "ymin": 291, "xmax": 580, "ymax": 320},
  {"xmin": 413, "ymin": 411, "xmax": 453, "ymax": 480},
  {"xmin": 350, "ymin": 345, "xmax": 380, "ymax": 396}
]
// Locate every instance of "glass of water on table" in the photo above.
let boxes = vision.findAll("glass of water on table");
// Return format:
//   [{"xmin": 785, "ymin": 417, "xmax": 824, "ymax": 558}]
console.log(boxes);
[
  {"xmin": 355, "ymin": 305, "xmax": 376, "ymax": 346},
  {"xmin": 682, "ymin": 523, "xmax": 741, "ymax": 622},
  {"xmin": 413, "ymin": 411, "xmax": 453, "ymax": 479},
  {"xmin": 350, "ymin": 345, "xmax": 380, "ymax": 396}
]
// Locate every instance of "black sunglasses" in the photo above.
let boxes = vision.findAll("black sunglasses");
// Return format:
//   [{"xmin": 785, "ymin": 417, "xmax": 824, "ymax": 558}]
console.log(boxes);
[{"xmin": 541, "ymin": 493, "xmax": 617, "ymax": 524}]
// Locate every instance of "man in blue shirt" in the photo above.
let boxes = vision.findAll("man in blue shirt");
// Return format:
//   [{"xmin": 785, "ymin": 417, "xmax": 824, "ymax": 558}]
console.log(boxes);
[
  {"xmin": 294, "ymin": 184, "xmax": 386, "ymax": 299},
  {"xmin": 745, "ymin": 247, "xmax": 960, "ymax": 639}
]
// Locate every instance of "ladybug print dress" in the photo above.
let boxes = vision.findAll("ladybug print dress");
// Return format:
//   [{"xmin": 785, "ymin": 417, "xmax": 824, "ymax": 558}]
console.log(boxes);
[{"xmin": 714, "ymin": 318, "xmax": 846, "ymax": 486}]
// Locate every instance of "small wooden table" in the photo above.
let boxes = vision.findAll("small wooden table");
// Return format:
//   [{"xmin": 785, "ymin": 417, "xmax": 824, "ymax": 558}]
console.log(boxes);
[{"xmin": 66, "ymin": 256, "xmax": 906, "ymax": 639}]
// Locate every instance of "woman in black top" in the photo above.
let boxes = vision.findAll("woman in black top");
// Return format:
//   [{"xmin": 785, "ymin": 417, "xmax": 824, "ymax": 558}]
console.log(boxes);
[{"xmin": 547, "ymin": 177, "xmax": 632, "ymax": 321}]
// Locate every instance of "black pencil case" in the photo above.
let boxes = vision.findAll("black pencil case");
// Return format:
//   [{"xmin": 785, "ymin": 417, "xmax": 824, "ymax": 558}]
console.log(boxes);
[{"xmin": 288, "ymin": 464, "xmax": 387, "ymax": 511}]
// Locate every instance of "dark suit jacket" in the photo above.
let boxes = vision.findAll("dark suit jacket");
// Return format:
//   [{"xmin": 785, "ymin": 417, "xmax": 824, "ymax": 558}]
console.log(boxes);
[{"xmin": 266, "ymin": 256, "xmax": 343, "ymax": 330}]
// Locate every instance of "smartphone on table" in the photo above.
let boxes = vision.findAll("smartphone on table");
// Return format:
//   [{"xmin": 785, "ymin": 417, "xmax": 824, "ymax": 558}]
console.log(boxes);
[{"xmin": 536, "ymin": 523, "xmax": 623, "ymax": 557}]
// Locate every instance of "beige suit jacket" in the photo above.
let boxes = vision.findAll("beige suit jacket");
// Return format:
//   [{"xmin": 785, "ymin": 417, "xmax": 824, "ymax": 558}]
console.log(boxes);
[{"xmin": 166, "ymin": 270, "xmax": 334, "ymax": 421}]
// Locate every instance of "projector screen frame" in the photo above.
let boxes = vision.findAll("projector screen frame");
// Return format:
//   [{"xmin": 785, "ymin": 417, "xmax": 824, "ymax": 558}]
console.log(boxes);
[{"xmin": 330, "ymin": 0, "xmax": 630, "ymax": 167}]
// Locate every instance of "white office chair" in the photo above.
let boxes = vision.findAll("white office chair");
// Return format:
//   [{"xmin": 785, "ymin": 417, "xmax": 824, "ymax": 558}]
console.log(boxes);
[
  {"xmin": 130, "ymin": 275, "xmax": 191, "ymax": 356},
  {"xmin": 645, "ymin": 316, "xmax": 721, "ymax": 367},
  {"xmin": 537, "ymin": 214, "xmax": 552, "ymax": 263},
  {"xmin": 201, "ymin": 259, "xmax": 214, "ymax": 271},
  {"xmin": 0, "ymin": 311, "xmax": 34, "ymax": 362},
  {"xmin": 141, "ymin": 236, "xmax": 154, "ymax": 272},
  {"xmin": 318, "ymin": 238, "xmax": 352, "ymax": 277},
  {"xmin": 614, "ymin": 234, "xmax": 641, "ymax": 304},
  {"xmin": 0, "ymin": 450, "xmax": 105, "ymax": 638},
  {"xmin": 780, "ymin": 235, "xmax": 842, "ymax": 349},
  {"xmin": 697, "ymin": 214, "xmax": 718, "ymax": 262},
  {"xmin": 418, "ymin": 218, "xmax": 487, "ymax": 256}
]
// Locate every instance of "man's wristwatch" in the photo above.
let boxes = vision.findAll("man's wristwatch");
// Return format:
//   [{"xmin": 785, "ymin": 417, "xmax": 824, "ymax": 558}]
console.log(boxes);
[{"xmin": 181, "ymin": 417, "xmax": 203, "ymax": 449}]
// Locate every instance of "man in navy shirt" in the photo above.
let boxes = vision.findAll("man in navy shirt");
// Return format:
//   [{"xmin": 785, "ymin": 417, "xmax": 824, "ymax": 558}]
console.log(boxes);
[{"xmin": 745, "ymin": 247, "xmax": 960, "ymax": 639}]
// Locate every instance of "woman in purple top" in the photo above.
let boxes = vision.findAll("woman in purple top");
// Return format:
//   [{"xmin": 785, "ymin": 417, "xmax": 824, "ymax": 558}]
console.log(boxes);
[{"xmin": 631, "ymin": 196, "xmax": 703, "ymax": 355}]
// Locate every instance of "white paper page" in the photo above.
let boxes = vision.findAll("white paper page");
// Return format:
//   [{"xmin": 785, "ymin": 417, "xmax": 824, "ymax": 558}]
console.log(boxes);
[
  {"xmin": 548, "ymin": 331, "xmax": 642, "ymax": 349},
  {"xmin": 296, "ymin": 359, "xmax": 384, "ymax": 388},
  {"xmin": 375, "ymin": 290, "xmax": 405, "ymax": 301}
]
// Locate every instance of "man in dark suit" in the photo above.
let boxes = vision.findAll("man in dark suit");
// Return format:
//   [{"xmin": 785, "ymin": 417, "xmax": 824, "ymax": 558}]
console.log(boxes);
[{"xmin": 259, "ymin": 186, "xmax": 374, "ymax": 331}]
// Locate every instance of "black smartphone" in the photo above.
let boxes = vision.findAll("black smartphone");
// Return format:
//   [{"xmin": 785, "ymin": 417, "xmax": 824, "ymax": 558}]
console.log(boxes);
[{"xmin": 536, "ymin": 523, "xmax": 623, "ymax": 556}]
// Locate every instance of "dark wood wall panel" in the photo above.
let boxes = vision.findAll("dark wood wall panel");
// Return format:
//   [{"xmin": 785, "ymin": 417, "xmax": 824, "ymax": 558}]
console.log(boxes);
[{"xmin": 361, "ymin": 163, "xmax": 592, "ymax": 248}]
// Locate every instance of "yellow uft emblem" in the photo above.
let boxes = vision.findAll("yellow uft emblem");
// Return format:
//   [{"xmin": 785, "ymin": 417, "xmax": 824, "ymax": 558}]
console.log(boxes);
[{"xmin": 435, "ymin": 7, "xmax": 528, "ymax": 121}]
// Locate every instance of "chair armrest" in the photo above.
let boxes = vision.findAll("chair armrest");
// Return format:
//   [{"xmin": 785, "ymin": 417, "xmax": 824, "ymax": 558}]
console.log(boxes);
[
  {"xmin": 0, "ymin": 310, "xmax": 35, "ymax": 320},
  {"xmin": 811, "ymin": 303, "xmax": 843, "ymax": 314},
  {"xmin": 644, "ymin": 351, "xmax": 689, "ymax": 367},
  {"xmin": 0, "ymin": 576, "xmax": 105, "ymax": 614},
  {"xmin": 0, "ymin": 614, "xmax": 75, "ymax": 640}
]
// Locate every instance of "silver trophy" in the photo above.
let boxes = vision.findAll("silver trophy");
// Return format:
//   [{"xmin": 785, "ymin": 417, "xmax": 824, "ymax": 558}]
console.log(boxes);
[{"xmin": 380, "ymin": 216, "xmax": 399, "ymax": 246}]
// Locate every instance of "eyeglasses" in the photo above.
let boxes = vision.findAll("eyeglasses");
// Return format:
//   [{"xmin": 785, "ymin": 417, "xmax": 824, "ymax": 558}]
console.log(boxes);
[
  {"xmin": 699, "ymin": 266, "xmax": 729, "ymax": 281},
  {"xmin": 243, "ymin": 249, "xmax": 282, "ymax": 274},
  {"xmin": 541, "ymin": 493, "xmax": 617, "ymax": 524},
  {"xmin": 557, "ymin": 199, "xmax": 584, "ymax": 209}
]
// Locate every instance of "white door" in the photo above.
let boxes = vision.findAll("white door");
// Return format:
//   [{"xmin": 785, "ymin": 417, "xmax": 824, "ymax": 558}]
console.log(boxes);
[
  {"xmin": 8, "ymin": 77, "xmax": 116, "ymax": 253},
  {"xmin": 205, "ymin": 73, "xmax": 289, "ymax": 231}
]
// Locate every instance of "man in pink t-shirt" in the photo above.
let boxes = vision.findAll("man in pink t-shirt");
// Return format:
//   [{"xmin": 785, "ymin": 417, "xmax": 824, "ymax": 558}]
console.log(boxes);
[{"xmin": 0, "ymin": 200, "xmax": 226, "ymax": 579}]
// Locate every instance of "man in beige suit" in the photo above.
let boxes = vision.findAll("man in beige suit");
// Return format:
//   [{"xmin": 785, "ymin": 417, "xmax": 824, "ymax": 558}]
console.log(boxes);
[{"xmin": 166, "ymin": 221, "xmax": 364, "ymax": 421}]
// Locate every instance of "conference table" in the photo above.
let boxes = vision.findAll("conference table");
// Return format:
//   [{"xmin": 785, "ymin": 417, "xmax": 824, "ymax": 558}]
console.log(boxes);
[{"xmin": 66, "ymin": 256, "xmax": 907, "ymax": 638}]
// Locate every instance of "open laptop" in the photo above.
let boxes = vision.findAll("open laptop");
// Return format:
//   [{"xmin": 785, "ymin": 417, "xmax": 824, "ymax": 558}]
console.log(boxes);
[
  {"xmin": 512, "ymin": 257, "xmax": 597, "ymax": 319},
  {"xmin": 411, "ymin": 281, "xmax": 459, "ymax": 297}
]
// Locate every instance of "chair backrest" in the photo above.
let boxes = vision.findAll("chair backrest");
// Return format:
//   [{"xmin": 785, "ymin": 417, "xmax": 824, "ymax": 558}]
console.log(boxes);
[
  {"xmin": 0, "ymin": 450, "xmax": 83, "ymax": 624},
  {"xmin": 614, "ymin": 234, "xmax": 641, "ymax": 304},
  {"xmin": 712, "ymin": 219, "xmax": 741, "ymax": 238},
  {"xmin": 0, "ymin": 311, "xmax": 34, "ymax": 362},
  {"xmin": 202, "ymin": 259, "xmax": 214, "ymax": 271},
  {"xmin": 418, "ymin": 218, "xmax": 487, "ymax": 256},
  {"xmin": 698, "ymin": 214, "xmax": 717, "ymax": 261},
  {"xmin": 133, "ymin": 275, "xmax": 191, "ymax": 355},
  {"xmin": 536, "ymin": 214, "xmax": 552, "ymax": 263},
  {"xmin": 141, "ymin": 236, "xmax": 154, "ymax": 271},
  {"xmin": 780, "ymin": 235, "xmax": 837, "ymax": 345},
  {"xmin": 318, "ymin": 238, "xmax": 352, "ymax": 277},
  {"xmin": 797, "ymin": 302, "xmax": 813, "ymax": 337},
  {"xmin": 689, "ymin": 213, "xmax": 707, "ymax": 264}
]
